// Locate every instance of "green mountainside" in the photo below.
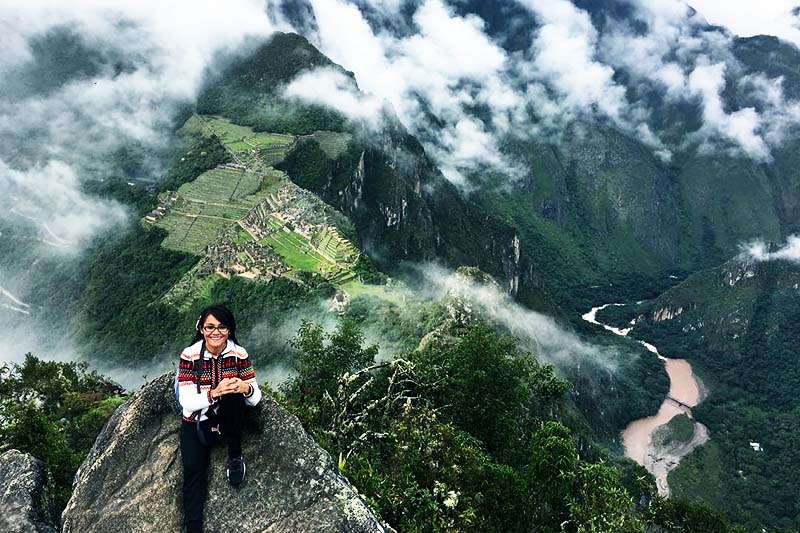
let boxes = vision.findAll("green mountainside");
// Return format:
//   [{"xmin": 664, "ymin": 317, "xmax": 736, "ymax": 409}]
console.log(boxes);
[
  {"xmin": 5, "ymin": 20, "xmax": 800, "ymax": 532},
  {"xmin": 197, "ymin": 32, "xmax": 553, "ymax": 313},
  {"xmin": 473, "ymin": 122, "xmax": 791, "ymax": 312},
  {"xmin": 432, "ymin": 6, "xmax": 800, "ymax": 314}
]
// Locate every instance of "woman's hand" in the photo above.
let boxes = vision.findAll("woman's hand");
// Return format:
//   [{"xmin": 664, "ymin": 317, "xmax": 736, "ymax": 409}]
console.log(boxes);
[
  {"xmin": 231, "ymin": 378, "xmax": 251, "ymax": 394},
  {"xmin": 211, "ymin": 378, "xmax": 239, "ymax": 399},
  {"xmin": 211, "ymin": 378, "xmax": 249, "ymax": 398}
]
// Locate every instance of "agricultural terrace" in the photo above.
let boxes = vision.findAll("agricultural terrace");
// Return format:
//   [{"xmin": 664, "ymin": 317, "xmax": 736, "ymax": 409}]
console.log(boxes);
[
  {"xmin": 260, "ymin": 215, "xmax": 355, "ymax": 281},
  {"xmin": 182, "ymin": 114, "xmax": 294, "ymax": 165},
  {"xmin": 305, "ymin": 131, "xmax": 352, "ymax": 158},
  {"xmin": 154, "ymin": 167, "xmax": 280, "ymax": 255}
]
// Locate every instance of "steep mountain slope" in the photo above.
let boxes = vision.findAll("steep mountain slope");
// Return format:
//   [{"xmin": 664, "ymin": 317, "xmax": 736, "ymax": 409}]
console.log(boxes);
[{"xmin": 196, "ymin": 32, "xmax": 551, "ymax": 311}]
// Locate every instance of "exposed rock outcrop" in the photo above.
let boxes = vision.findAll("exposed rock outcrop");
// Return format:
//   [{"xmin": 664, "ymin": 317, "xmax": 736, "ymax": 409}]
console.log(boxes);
[
  {"xmin": 62, "ymin": 373, "xmax": 387, "ymax": 533},
  {"xmin": 0, "ymin": 450, "xmax": 59, "ymax": 533}
]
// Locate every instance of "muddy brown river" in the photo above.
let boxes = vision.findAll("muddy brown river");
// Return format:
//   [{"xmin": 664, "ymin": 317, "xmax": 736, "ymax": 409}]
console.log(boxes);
[{"xmin": 582, "ymin": 304, "xmax": 709, "ymax": 496}]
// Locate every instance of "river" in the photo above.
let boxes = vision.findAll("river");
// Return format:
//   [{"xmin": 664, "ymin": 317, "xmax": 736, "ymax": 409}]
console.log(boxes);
[{"xmin": 582, "ymin": 304, "xmax": 709, "ymax": 496}]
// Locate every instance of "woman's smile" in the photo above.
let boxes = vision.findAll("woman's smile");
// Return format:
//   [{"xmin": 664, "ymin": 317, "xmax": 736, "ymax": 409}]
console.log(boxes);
[{"xmin": 201, "ymin": 314, "xmax": 229, "ymax": 354}]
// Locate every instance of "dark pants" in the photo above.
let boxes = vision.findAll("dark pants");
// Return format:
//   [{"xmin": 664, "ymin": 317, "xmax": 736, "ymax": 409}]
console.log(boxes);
[{"xmin": 181, "ymin": 393, "xmax": 246, "ymax": 533}]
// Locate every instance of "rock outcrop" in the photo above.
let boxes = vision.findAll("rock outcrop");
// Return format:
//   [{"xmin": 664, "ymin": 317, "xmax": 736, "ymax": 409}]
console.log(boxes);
[
  {"xmin": 62, "ymin": 373, "xmax": 387, "ymax": 533},
  {"xmin": 0, "ymin": 449, "xmax": 59, "ymax": 533}
]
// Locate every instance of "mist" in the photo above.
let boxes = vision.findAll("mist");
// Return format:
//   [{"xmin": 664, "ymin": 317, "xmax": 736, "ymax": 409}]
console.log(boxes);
[
  {"xmin": 743, "ymin": 234, "xmax": 800, "ymax": 263},
  {"xmin": 4, "ymin": 0, "xmax": 798, "ymax": 386},
  {"xmin": 412, "ymin": 264, "xmax": 619, "ymax": 371},
  {"xmin": 0, "ymin": 0, "xmax": 280, "ymax": 381},
  {"xmin": 279, "ymin": 0, "xmax": 800, "ymax": 185}
]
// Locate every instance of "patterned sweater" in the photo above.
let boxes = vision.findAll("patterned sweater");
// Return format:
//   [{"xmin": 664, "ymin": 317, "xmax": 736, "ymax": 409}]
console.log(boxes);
[{"xmin": 177, "ymin": 339, "xmax": 262, "ymax": 422}]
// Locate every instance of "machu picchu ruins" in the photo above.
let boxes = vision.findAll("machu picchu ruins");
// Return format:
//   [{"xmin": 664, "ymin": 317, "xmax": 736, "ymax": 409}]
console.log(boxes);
[{"xmin": 146, "ymin": 113, "xmax": 367, "ymax": 306}]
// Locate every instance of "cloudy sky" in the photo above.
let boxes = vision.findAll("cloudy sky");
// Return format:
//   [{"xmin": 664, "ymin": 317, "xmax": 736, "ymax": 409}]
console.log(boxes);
[
  {"xmin": 691, "ymin": 0, "xmax": 800, "ymax": 45},
  {"xmin": 283, "ymin": 0, "xmax": 800, "ymax": 187}
]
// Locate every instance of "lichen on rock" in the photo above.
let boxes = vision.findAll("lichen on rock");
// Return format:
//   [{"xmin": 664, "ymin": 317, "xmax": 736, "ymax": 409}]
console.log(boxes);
[{"xmin": 0, "ymin": 449, "xmax": 59, "ymax": 533}]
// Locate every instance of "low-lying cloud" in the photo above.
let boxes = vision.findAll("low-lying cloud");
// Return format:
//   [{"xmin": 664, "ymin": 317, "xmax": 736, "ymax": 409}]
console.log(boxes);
[
  {"xmin": 2, "ymin": 160, "xmax": 128, "ymax": 249},
  {"xmin": 0, "ymin": 0, "xmax": 276, "ymax": 255},
  {"xmin": 418, "ymin": 264, "xmax": 617, "ymax": 370},
  {"xmin": 294, "ymin": 0, "xmax": 522, "ymax": 184},
  {"xmin": 0, "ymin": 0, "xmax": 278, "ymax": 369},
  {"xmin": 285, "ymin": 67, "xmax": 387, "ymax": 123},
  {"xmin": 744, "ymin": 235, "xmax": 800, "ymax": 263},
  {"xmin": 279, "ymin": 0, "xmax": 800, "ymax": 184}
]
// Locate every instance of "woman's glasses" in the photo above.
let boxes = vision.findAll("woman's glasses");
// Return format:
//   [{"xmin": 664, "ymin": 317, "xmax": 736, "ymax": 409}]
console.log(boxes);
[{"xmin": 202, "ymin": 324, "xmax": 229, "ymax": 333}]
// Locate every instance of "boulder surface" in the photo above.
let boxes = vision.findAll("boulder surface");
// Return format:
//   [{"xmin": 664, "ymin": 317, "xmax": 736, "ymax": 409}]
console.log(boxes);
[
  {"xmin": 62, "ymin": 372, "xmax": 386, "ymax": 533},
  {"xmin": 0, "ymin": 449, "xmax": 59, "ymax": 533}
]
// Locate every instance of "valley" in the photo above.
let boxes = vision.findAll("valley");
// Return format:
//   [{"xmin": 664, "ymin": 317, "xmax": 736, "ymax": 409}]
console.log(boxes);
[
  {"xmin": 582, "ymin": 304, "xmax": 709, "ymax": 496},
  {"xmin": 2, "ymin": 3, "xmax": 799, "ymax": 531}
]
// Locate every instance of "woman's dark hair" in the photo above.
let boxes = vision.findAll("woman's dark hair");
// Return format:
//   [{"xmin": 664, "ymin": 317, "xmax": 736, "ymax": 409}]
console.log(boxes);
[{"xmin": 192, "ymin": 304, "xmax": 239, "ymax": 345}]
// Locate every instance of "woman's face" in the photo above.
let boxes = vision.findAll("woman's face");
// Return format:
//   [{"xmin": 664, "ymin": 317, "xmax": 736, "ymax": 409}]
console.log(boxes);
[{"xmin": 200, "ymin": 314, "xmax": 229, "ymax": 353}]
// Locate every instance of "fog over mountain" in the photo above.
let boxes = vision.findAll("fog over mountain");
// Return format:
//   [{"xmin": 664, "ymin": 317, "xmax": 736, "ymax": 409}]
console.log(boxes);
[
  {"xmin": 3, "ymin": 0, "xmax": 798, "ymax": 253},
  {"xmin": 0, "ymin": 0, "xmax": 280, "ymax": 365},
  {"xmin": 281, "ymin": 0, "xmax": 800, "ymax": 185},
  {"xmin": 2, "ymin": 3, "xmax": 800, "ymax": 529},
  {"xmin": 1, "ymin": 0, "xmax": 798, "ymax": 374},
  {"xmin": 0, "ymin": 0, "xmax": 276, "ymax": 254},
  {"xmin": 744, "ymin": 234, "xmax": 800, "ymax": 263}
]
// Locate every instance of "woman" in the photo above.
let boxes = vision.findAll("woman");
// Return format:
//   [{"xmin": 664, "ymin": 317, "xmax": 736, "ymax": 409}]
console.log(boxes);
[{"xmin": 177, "ymin": 304, "xmax": 262, "ymax": 533}]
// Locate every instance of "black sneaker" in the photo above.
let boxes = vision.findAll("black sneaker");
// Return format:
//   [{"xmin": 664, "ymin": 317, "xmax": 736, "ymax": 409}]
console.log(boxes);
[{"xmin": 226, "ymin": 456, "xmax": 246, "ymax": 486}]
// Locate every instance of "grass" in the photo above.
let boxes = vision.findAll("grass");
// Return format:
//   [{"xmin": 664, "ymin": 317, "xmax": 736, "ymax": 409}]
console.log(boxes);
[
  {"xmin": 248, "ymin": 133, "xmax": 293, "ymax": 148},
  {"xmin": 178, "ymin": 168, "xmax": 265, "ymax": 205},
  {"xmin": 183, "ymin": 114, "xmax": 294, "ymax": 164},
  {"xmin": 260, "ymin": 145, "xmax": 292, "ymax": 166},
  {"xmin": 155, "ymin": 167, "xmax": 281, "ymax": 254},
  {"xmin": 340, "ymin": 280, "xmax": 402, "ymax": 301},
  {"xmin": 227, "ymin": 141, "xmax": 252, "ymax": 153},
  {"xmin": 262, "ymin": 228, "xmax": 329, "ymax": 272},
  {"xmin": 307, "ymin": 131, "xmax": 352, "ymax": 158},
  {"xmin": 158, "ymin": 214, "xmax": 231, "ymax": 254}
]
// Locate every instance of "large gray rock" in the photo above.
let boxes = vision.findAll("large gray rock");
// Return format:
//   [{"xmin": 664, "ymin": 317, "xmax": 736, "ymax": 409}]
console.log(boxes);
[
  {"xmin": 62, "ymin": 373, "xmax": 387, "ymax": 533},
  {"xmin": 0, "ymin": 449, "xmax": 58, "ymax": 533}
]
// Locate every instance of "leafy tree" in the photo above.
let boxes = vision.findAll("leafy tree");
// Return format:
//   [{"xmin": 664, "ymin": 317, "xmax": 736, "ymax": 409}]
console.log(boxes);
[
  {"xmin": 0, "ymin": 355, "xmax": 126, "ymax": 511},
  {"xmin": 282, "ymin": 319, "xmax": 687, "ymax": 532},
  {"xmin": 289, "ymin": 318, "xmax": 379, "ymax": 408},
  {"xmin": 416, "ymin": 326, "xmax": 568, "ymax": 460}
]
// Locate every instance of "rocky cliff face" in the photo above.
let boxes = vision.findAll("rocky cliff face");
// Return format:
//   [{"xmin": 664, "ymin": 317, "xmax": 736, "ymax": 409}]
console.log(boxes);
[
  {"xmin": 0, "ymin": 450, "xmax": 59, "ymax": 533},
  {"xmin": 62, "ymin": 373, "xmax": 387, "ymax": 533}
]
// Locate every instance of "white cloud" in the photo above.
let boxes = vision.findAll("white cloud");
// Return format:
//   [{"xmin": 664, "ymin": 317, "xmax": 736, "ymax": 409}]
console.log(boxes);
[
  {"xmin": 418, "ymin": 264, "xmax": 616, "ymax": 369},
  {"xmin": 303, "ymin": 0, "xmax": 521, "ymax": 184},
  {"xmin": 690, "ymin": 0, "xmax": 800, "ymax": 46},
  {"xmin": 285, "ymin": 67, "xmax": 386, "ymax": 124},
  {"xmin": 739, "ymin": 73, "xmax": 800, "ymax": 146},
  {"xmin": 687, "ymin": 60, "xmax": 769, "ymax": 159},
  {"xmin": 744, "ymin": 235, "xmax": 800, "ymax": 262},
  {"xmin": 287, "ymin": 0, "xmax": 800, "ymax": 178},
  {"xmin": 0, "ymin": 0, "xmax": 276, "ymax": 252},
  {"xmin": 605, "ymin": 1, "xmax": 800, "ymax": 159},
  {"xmin": 0, "ymin": 160, "xmax": 128, "ymax": 250},
  {"xmin": 520, "ymin": 0, "xmax": 629, "ymax": 122},
  {"xmin": 0, "ymin": 1, "xmax": 279, "ymax": 365}
]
